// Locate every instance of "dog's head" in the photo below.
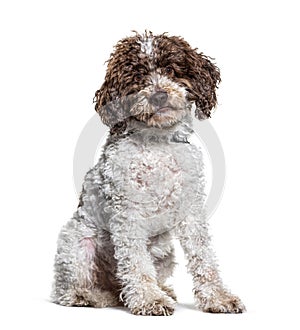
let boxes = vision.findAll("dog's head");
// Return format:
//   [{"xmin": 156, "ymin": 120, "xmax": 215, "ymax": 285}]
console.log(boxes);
[{"xmin": 94, "ymin": 31, "xmax": 220, "ymax": 133}]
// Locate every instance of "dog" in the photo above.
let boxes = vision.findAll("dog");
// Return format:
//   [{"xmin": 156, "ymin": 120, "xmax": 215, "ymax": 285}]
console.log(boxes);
[{"xmin": 51, "ymin": 31, "xmax": 245, "ymax": 316}]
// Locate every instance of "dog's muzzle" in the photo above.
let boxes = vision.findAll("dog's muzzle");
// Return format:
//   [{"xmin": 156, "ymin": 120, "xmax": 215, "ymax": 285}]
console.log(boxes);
[{"xmin": 149, "ymin": 91, "xmax": 168, "ymax": 107}]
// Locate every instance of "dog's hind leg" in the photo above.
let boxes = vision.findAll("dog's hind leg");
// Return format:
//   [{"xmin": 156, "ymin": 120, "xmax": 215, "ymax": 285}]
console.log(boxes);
[{"xmin": 51, "ymin": 211, "xmax": 120, "ymax": 307}]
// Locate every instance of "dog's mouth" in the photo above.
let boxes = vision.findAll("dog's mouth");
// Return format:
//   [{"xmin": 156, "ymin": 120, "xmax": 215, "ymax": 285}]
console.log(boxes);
[
  {"xmin": 130, "ymin": 94, "xmax": 189, "ymax": 128},
  {"xmin": 155, "ymin": 107, "xmax": 173, "ymax": 115},
  {"xmin": 134, "ymin": 106, "xmax": 175, "ymax": 121}
]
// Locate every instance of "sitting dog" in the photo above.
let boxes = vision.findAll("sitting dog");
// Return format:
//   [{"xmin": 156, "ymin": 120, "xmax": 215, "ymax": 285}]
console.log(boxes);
[{"xmin": 52, "ymin": 31, "xmax": 245, "ymax": 316}]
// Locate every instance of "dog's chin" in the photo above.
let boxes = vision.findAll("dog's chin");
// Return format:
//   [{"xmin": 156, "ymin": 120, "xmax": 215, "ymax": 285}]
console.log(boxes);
[{"xmin": 141, "ymin": 108, "xmax": 185, "ymax": 128}]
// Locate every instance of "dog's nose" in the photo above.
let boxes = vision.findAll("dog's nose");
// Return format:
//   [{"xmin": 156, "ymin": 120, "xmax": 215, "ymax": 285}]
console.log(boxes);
[{"xmin": 149, "ymin": 91, "xmax": 168, "ymax": 107}]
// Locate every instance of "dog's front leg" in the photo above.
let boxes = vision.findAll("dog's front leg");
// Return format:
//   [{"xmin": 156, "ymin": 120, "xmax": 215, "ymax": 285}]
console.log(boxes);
[
  {"xmin": 177, "ymin": 215, "xmax": 246, "ymax": 313},
  {"xmin": 112, "ymin": 234, "xmax": 176, "ymax": 316}
]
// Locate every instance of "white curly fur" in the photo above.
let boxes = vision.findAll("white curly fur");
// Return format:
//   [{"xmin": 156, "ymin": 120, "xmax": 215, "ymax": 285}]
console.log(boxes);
[{"xmin": 51, "ymin": 33, "xmax": 245, "ymax": 316}]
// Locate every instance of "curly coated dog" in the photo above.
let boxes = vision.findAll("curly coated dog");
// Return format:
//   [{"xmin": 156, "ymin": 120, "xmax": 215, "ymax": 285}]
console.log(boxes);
[{"xmin": 51, "ymin": 31, "xmax": 245, "ymax": 316}]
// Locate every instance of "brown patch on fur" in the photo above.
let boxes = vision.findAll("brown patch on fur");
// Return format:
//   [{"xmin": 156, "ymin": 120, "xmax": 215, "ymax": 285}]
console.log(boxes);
[
  {"xmin": 94, "ymin": 34, "xmax": 150, "ymax": 129},
  {"xmin": 93, "ymin": 32, "xmax": 220, "ymax": 131},
  {"xmin": 152, "ymin": 35, "xmax": 220, "ymax": 119}
]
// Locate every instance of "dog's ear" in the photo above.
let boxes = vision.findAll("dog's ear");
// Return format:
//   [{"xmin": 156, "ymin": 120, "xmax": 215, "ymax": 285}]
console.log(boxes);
[
  {"xmin": 187, "ymin": 52, "xmax": 221, "ymax": 120},
  {"xmin": 94, "ymin": 83, "xmax": 111, "ymax": 126},
  {"xmin": 94, "ymin": 81, "xmax": 129, "ymax": 134},
  {"xmin": 94, "ymin": 84, "xmax": 120, "ymax": 126}
]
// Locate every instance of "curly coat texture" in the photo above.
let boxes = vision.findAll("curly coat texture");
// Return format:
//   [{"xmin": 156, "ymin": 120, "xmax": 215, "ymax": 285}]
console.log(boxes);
[
  {"xmin": 94, "ymin": 32, "xmax": 220, "ymax": 133},
  {"xmin": 52, "ymin": 31, "xmax": 245, "ymax": 316}
]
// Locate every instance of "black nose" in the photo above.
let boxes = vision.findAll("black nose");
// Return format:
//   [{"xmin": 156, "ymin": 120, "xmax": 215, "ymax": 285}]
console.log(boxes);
[{"xmin": 149, "ymin": 91, "xmax": 168, "ymax": 107}]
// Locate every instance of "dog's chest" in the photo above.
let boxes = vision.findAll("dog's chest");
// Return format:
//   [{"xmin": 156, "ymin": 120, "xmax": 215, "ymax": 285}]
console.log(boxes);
[
  {"xmin": 126, "ymin": 146, "xmax": 183, "ymax": 204},
  {"xmin": 101, "ymin": 137, "xmax": 205, "ymax": 235}
]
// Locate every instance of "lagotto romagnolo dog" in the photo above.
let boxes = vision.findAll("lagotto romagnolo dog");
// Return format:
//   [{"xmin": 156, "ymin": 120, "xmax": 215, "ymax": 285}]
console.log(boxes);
[{"xmin": 51, "ymin": 31, "xmax": 245, "ymax": 315}]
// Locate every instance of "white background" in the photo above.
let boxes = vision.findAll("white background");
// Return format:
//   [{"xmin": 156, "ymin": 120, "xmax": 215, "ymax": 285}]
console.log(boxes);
[{"xmin": 1, "ymin": 0, "xmax": 299, "ymax": 329}]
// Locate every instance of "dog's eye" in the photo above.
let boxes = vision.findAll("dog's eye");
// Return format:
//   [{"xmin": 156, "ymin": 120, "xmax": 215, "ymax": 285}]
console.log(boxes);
[
  {"xmin": 165, "ymin": 66, "xmax": 174, "ymax": 76},
  {"xmin": 134, "ymin": 73, "xmax": 143, "ymax": 82}
]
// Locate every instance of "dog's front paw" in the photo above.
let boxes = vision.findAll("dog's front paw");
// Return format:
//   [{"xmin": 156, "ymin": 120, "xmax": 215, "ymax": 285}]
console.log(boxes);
[
  {"xmin": 198, "ymin": 289, "xmax": 246, "ymax": 314},
  {"xmin": 131, "ymin": 297, "xmax": 176, "ymax": 316}
]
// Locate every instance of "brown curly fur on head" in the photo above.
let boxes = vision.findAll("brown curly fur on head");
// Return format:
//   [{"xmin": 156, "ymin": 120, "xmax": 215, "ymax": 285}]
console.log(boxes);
[{"xmin": 94, "ymin": 31, "xmax": 221, "ymax": 132}]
